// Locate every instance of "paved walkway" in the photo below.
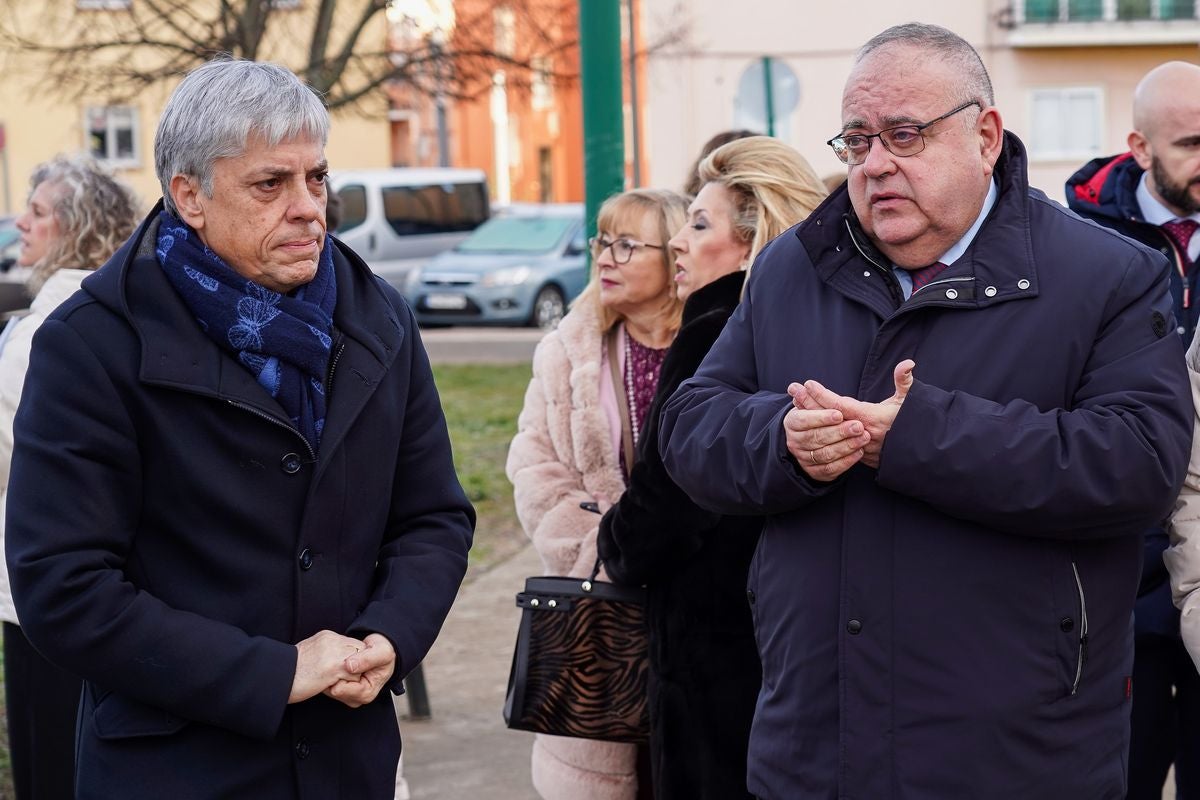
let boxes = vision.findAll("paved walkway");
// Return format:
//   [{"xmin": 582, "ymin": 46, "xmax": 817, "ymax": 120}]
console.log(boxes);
[{"xmin": 398, "ymin": 543, "xmax": 542, "ymax": 799}]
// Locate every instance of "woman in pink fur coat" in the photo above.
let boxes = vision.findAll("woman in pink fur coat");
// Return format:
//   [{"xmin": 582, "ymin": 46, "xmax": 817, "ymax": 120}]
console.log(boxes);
[{"xmin": 506, "ymin": 188, "xmax": 689, "ymax": 800}]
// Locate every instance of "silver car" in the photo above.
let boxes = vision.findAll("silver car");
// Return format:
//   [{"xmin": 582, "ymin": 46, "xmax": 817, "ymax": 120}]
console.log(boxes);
[{"xmin": 402, "ymin": 203, "xmax": 587, "ymax": 330}]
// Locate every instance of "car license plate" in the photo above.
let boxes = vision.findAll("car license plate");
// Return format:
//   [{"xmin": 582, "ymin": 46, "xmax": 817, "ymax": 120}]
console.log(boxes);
[{"xmin": 425, "ymin": 293, "xmax": 467, "ymax": 310}]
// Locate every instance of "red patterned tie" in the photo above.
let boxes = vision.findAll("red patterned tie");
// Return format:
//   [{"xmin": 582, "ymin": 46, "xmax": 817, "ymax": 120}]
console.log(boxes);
[
  {"xmin": 909, "ymin": 261, "xmax": 950, "ymax": 294},
  {"xmin": 1162, "ymin": 219, "xmax": 1199, "ymax": 264}
]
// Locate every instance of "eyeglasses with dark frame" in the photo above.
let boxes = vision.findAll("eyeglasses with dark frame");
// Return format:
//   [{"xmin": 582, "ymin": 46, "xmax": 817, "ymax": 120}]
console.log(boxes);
[
  {"xmin": 588, "ymin": 235, "xmax": 665, "ymax": 265},
  {"xmin": 826, "ymin": 101, "xmax": 982, "ymax": 166}
]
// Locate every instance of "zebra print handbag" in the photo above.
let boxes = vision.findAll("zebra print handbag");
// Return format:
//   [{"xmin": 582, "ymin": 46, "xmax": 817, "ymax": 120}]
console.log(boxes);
[{"xmin": 503, "ymin": 560, "xmax": 650, "ymax": 743}]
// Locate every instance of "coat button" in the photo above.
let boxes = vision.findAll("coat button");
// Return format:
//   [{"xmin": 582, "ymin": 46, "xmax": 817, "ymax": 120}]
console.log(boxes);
[
  {"xmin": 747, "ymin": 590, "xmax": 756, "ymax": 605},
  {"xmin": 846, "ymin": 619, "xmax": 863, "ymax": 635},
  {"xmin": 299, "ymin": 548, "xmax": 313, "ymax": 570},
  {"xmin": 984, "ymin": 286, "xmax": 997, "ymax": 297},
  {"xmin": 944, "ymin": 288, "xmax": 959, "ymax": 300},
  {"xmin": 295, "ymin": 739, "xmax": 310, "ymax": 759},
  {"xmin": 1060, "ymin": 617, "xmax": 1074, "ymax": 633},
  {"xmin": 281, "ymin": 453, "xmax": 302, "ymax": 474},
  {"xmin": 1179, "ymin": 326, "xmax": 1187, "ymax": 336},
  {"xmin": 1017, "ymin": 279, "xmax": 1031, "ymax": 290}
]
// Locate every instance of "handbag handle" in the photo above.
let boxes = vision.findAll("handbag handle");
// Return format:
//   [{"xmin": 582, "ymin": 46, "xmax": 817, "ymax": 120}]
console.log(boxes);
[{"xmin": 606, "ymin": 327, "xmax": 636, "ymax": 476}]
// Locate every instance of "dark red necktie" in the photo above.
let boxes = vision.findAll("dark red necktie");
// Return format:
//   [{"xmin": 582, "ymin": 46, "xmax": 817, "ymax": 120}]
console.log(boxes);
[
  {"xmin": 909, "ymin": 261, "xmax": 950, "ymax": 294},
  {"xmin": 1162, "ymin": 219, "xmax": 1199, "ymax": 262}
]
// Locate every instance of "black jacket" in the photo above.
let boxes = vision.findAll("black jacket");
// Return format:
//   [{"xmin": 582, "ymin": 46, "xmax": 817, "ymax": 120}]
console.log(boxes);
[
  {"xmin": 598, "ymin": 270, "xmax": 761, "ymax": 800},
  {"xmin": 6, "ymin": 207, "xmax": 475, "ymax": 799},
  {"xmin": 1067, "ymin": 152, "xmax": 1192, "ymax": 637}
]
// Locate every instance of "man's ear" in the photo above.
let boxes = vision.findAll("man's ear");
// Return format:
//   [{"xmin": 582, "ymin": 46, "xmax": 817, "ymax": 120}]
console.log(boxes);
[
  {"xmin": 169, "ymin": 174, "xmax": 206, "ymax": 231},
  {"xmin": 1129, "ymin": 129, "xmax": 1153, "ymax": 172},
  {"xmin": 978, "ymin": 106, "xmax": 1005, "ymax": 177}
]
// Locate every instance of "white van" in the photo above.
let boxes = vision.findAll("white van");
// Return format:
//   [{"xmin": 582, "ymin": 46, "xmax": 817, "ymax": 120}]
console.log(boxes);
[{"xmin": 329, "ymin": 168, "xmax": 490, "ymax": 289}]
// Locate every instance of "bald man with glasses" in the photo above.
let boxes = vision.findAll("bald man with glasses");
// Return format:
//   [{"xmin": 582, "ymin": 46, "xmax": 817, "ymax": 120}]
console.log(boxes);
[{"xmin": 658, "ymin": 22, "xmax": 1192, "ymax": 800}]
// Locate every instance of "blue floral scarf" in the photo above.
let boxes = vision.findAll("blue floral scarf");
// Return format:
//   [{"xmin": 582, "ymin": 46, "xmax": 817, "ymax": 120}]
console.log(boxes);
[{"xmin": 155, "ymin": 211, "xmax": 337, "ymax": 453}]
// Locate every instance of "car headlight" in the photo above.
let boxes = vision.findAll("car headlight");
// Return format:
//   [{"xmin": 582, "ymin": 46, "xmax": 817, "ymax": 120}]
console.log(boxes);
[
  {"xmin": 480, "ymin": 265, "xmax": 533, "ymax": 288},
  {"xmin": 402, "ymin": 268, "xmax": 422, "ymax": 294}
]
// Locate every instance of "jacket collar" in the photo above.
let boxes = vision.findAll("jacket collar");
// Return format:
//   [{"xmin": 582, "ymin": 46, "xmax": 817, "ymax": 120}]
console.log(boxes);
[
  {"xmin": 82, "ymin": 201, "xmax": 404, "ymax": 455},
  {"xmin": 681, "ymin": 270, "xmax": 745, "ymax": 325},
  {"xmin": 1066, "ymin": 151, "xmax": 1144, "ymax": 224},
  {"xmin": 798, "ymin": 131, "xmax": 1039, "ymax": 313}
]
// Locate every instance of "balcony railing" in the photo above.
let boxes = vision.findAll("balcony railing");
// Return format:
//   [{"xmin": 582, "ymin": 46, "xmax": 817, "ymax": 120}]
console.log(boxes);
[
  {"xmin": 1008, "ymin": 0, "xmax": 1200, "ymax": 45},
  {"xmin": 1020, "ymin": 0, "xmax": 1196, "ymax": 23}
]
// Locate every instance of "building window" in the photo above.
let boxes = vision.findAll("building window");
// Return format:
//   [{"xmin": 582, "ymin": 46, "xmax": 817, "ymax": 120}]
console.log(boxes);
[
  {"xmin": 1029, "ymin": 87, "xmax": 1103, "ymax": 161},
  {"xmin": 494, "ymin": 7, "xmax": 515, "ymax": 58},
  {"xmin": 86, "ymin": 106, "xmax": 139, "ymax": 166},
  {"xmin": 531, "ymin": 57, "xmax": 553, "ymax": 110},
  {"xmin": 76, "ymin": 0, "xmax": 130, "ymax": 8}
]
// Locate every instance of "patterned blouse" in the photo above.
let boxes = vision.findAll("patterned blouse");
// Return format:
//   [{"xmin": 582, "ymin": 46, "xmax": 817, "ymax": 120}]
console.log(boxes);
[{"xmin": 620, "ymin": 329, "xmax": 669, "ymax": 480}]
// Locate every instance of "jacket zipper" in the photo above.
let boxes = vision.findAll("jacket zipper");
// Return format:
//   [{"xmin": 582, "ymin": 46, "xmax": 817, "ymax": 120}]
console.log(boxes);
[
  {"xmin": 844, "ymin": 219, "xmax": 904, "ymax": 305},
  {"xmin": 225, "ymin": 399, "xmax": 317, "ymax": 463},
  {"xmin": 1070, "ymin": 561, "xmax": 1089, "ymax": 696},
  {"xmin": 326, "ymin": 334, "xmax": 345, "ymax": 399}
]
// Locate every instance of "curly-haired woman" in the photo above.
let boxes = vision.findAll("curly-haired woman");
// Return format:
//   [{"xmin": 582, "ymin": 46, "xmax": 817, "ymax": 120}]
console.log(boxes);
[{"xmin": 1, "ymin": 153, "xmax": 139, "ymax": 800}]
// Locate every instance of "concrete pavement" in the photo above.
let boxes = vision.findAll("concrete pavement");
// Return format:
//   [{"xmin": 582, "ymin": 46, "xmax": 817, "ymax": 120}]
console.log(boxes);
[
  {"xmin": 398, "ymin": 543, "xmax": 542, "ymax": 799},
  {"xmin": 420, "ymin": 327, "xmax": 545, "ymax": 364}
]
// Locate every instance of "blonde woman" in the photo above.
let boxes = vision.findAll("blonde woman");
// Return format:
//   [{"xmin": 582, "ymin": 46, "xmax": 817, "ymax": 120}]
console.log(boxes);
[
  {"xmin": 597, "ymin": 136, "xmax": 828, "ymax": 800},
  {"xmin": 2, "ymin": 154, "xmax": 139, "ymax": 800},
  {"xmin": 507, "ymin": 188, "xmax": 689, "ymax": 800}
]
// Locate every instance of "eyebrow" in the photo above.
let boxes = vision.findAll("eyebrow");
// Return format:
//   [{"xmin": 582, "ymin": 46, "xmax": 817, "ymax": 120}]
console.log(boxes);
[
  {"xmin": 249, "ymin": 161, "xmax": 330, "ymax": 180},
  {"xmin": 840, "ymin": 113, "xmax": 924, "ymax": 133},
  {"xmin": 1172, "ymin": 135, "xmax": 1200, "ymax": 147}
]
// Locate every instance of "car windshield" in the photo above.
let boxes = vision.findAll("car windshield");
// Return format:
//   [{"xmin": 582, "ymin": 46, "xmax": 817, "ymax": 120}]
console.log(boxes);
[{"xmin": 455, "ymin": 215, "xmax": 575, "ymax": 254}]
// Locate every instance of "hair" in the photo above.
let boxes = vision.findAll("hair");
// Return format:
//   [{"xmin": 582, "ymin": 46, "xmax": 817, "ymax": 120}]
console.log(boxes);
[
  {"xmin": 155, "ymin": 58, "xmax": 330, "ymax": 216},
  {"xmin": 24, "ymin": 154, "xmax": 140, "ymax": 295},
  {"xmin": 697, "ymin": 136, "xmax": 828, "ymax": 270},
  {"xmin": 856, "ymin": 23, "xmax": 994, "ymax": 108},
  {"xmin": 574, "ymin": 188, "xmax": 690, "ymax": 333},
  {"xmin": 683, "ymin": 129, "xmax": 759, "ymax": 197}
]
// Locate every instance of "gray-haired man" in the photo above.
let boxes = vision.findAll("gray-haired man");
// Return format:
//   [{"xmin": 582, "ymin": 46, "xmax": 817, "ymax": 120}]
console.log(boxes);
[{"xmin": 6, "ymin": 59, "xmax": 474, "ymax": 798}]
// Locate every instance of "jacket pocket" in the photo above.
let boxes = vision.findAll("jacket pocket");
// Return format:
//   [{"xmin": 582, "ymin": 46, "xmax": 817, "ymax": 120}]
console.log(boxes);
[
  {"xmin": 91, "ymin": 687, "xmax": 189, "ymax": 740},
  {"xmin": 1069, "ymin": 561, "xmax": 1090, "ymax": 696}
]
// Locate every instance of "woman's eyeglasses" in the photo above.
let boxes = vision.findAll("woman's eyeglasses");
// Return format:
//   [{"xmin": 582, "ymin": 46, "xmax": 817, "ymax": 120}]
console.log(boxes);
[{"xmin": 588, "ymin": 235, "xmax": 664, "ymax": 265}]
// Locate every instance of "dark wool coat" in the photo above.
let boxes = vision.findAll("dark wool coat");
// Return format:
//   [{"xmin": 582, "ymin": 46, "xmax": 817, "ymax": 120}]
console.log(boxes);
[
  {"xmin": 1067, "ymin": 152, "xmax": 1195, "ymax": 637},
  {"xmin": 5, "ymin": 207, "xmax": 475, "ymax": 800},
  {"xmin": 597, "ymin": 270, "xmax": 760, "ymax": 800},
  {"xmin": 660, "ymin": 133, "xmax": 1193, "ymax": 800}
]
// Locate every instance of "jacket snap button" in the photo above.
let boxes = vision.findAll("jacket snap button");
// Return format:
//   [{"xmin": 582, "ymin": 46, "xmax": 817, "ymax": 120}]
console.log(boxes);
[
  {"xmin": 299, "ymin": 548, "xmax": 313, "ymax": 571},
  {"xmin": 984, "ymin": 286, "xmax": 997, "ymax": 297},
  {"xmin": 281, "ymin": 453, "xmax": 302, "ymax": 474},
  {"xmin": 747, "ymin": 590, "xmax": 756, "ymax": 605},
  {"xmin": 295, "ymin": 739, "xmax": 310, "ymax": 759},
  {"xmin": 1179, "ymin": 326, "xmax": 1187, "ymax": 336},
  {"xmin": 1017, "ymin": 279, "xmax": 1031, "ymax": 290},
  {"xmin": 1060, "ymin": 617, "xmax": 1074, "ymax": 633},
  {"xmin": 944, "ymin": 288, "xmax": 959, "ymax": 300},
  {"xmin": 846, "ymin": 619, "xmax": 863, "ymax": 635}
]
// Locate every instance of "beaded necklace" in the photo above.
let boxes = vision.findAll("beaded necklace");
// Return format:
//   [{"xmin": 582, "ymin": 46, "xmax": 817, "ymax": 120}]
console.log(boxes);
[{"xmin": 623, "ymin": 329, "xmax": 640, "ymax": 446}]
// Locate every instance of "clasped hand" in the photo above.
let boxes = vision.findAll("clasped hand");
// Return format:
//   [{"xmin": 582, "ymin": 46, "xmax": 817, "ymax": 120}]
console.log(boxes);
[
  {"xmin": 289, "ymin": 630, "xmax": 396, "ymax": 708},
  {"xmin": 783, "ymin": 360, "xmax": 915, "ymax": 482}
]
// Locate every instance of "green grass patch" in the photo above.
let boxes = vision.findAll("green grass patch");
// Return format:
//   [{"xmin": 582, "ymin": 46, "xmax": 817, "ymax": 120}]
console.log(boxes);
[{"xmin": 432, "ymin": 363, "xmax": 532, "ymax": 574}]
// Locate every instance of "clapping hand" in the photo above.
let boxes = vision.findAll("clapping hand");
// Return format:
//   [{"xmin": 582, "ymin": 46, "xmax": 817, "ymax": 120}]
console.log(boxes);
[
  {"xmin": 784, "ymin": 359, "xmax": 915, "ymax": 479},
  {"xmin": 289, "ymin": 630, "xmax": 397, "ymax": 708}
]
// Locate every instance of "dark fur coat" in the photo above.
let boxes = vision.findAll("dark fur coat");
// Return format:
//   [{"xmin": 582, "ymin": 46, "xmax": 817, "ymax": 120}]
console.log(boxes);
[{"xmin": 598, "ymin": 270, "xmax": 761, "ymax": 800}]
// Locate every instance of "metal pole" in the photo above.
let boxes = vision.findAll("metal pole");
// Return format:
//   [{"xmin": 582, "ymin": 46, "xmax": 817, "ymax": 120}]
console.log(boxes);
[
  {"xmin": 626, "ymin": 0, "xmax": 641, "ymax": 186},
  {"xmin": 762, "ymin": 55, "xmax": 775, "ymax": 138},
  {"xmin": 580, "ymin": 0, "xmax": 625, "ymax": 239},
  {"xmin": 404, "ymin": 662, "xmax": 432, "ymax": 720}
]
